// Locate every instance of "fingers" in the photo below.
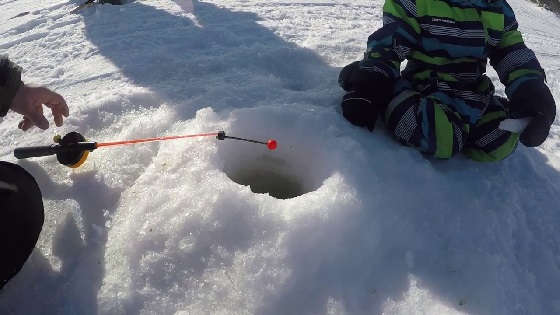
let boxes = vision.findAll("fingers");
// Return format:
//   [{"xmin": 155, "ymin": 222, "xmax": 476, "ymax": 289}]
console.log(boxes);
[
  {"xmin": 50, "ymin": 104, "xmax": 65, "ymax": 127},
  {"xmin": 26, "ymin": 105, "xmax": 50, "ymax": 130},
  {"xmin": 18, "ymin": 117, "xmax": 34, "ymax": 131},
  {"xmin": 45, "ymin": 88, "xmax": 69, "ymax": 116},
  {"xmin": 41, "ymin": 88, "xmax": 69, "ymax": 127}
]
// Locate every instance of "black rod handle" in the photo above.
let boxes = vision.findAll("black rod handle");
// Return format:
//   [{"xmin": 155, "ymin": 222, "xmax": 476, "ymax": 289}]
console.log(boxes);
[
  {"xmin": 14, "ymin": 142, "xmax": 97, "ymax": 160},
  {"xmin": 14, "ymin": 145, "xmax": 59, "ymax": 159}
]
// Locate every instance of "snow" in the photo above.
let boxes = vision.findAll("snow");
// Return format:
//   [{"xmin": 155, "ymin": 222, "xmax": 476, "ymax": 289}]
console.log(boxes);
[{"xmin": 1, "ymin": 0, "xmax": 560, "ymax": 314}]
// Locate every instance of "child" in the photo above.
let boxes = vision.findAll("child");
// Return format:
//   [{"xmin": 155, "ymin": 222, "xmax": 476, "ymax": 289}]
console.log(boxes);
[{"xmin": 339, "ymin": 0, "xmax": 556, "ymax": 161}]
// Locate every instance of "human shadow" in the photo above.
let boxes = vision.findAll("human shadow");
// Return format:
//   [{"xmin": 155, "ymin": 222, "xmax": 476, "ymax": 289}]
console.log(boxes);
[
  {"xmin": 0, "ymin": 160, "xmax": 121, "ymax": 315},
  {"xmin": 80, "ymin": 0, "xmax": 339, "ymax": 123}
]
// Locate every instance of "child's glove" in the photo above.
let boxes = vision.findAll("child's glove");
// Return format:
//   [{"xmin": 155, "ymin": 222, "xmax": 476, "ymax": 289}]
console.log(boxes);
[
  {"xmin": 338, "ymin": 61, "xmax": 362, "ymax": 92},
  {"xmin": 338, "ymin": 61, "xmax": 394, "ymax": 105},
  {"xmin": 338, "ymin": 61, "xmax": 396, "ymax": 131},
  {"xmin": 509, "ymin": 80, "xmax": 556, "ymax": 147},
  {"xmin": 341, "ymin": 91, "xmax": 378, "ymax": 131}
]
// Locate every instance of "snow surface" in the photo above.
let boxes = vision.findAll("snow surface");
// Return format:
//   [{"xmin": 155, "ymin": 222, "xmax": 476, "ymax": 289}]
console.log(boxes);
[{"xmin": 1, "ymin": 0, "xmax": 560, "ymax": 314}]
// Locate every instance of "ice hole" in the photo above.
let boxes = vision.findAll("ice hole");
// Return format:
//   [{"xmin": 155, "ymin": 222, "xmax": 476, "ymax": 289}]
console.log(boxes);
[
  {"xmin": 226, "ymin": 159, "xmax": 304, "ymax": 199},
  {"xmin": 220, "ymin": 139, "xmax": 329, "ymax": 200}
]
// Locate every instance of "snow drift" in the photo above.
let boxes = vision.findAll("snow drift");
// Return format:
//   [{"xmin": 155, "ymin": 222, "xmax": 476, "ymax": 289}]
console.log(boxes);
[{"xmin": 1, "ymin": 0, "xmax": 560, "ymax": 314}]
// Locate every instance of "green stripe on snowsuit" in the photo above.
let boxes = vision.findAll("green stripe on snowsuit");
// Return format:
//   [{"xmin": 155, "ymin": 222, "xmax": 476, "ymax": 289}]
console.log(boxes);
[
  {"xmin": 463, "ymin": 98, "xmax": 520, "ymax": 161},
  {"xmin": 385, "ymin": 89, "xmax": 518, "ymax": 161},
  {"xmin": 362, "ymin": 0, "xmax": 545, "ymax": 125}
]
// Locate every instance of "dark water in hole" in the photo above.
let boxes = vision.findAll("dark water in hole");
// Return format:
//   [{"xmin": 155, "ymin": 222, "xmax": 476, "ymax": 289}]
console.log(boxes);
[{"xmin": 230, "ymin": 169, "xmax": 305, "ymax": 199}]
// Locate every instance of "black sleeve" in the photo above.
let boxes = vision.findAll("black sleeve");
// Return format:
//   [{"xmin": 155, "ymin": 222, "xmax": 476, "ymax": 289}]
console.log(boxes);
[{"xmin": 0, "ymin": 57, "xmax": 23, "ymax": 117}]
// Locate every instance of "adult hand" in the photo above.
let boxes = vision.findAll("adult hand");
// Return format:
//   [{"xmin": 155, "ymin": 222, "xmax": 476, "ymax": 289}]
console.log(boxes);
[{"xmin": 10, "ymin": 85, "xmax": 69, "ymax": 131}]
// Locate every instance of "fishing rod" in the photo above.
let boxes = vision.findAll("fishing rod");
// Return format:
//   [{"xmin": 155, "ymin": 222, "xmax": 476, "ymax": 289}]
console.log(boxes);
[{"xmin": 14, "ymin": 131, "xmax": 278, "ymax": 168}]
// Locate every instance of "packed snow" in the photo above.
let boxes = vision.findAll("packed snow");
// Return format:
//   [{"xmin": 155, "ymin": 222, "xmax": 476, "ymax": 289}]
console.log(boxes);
[{"xmin": 1, "ymin": 0, "xmax": 560, "ymax": 314}]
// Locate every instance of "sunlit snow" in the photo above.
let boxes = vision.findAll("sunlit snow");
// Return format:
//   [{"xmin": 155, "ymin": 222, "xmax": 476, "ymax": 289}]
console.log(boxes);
[{"xmin": 1, "ymin": 0, "xmax": 559, "ymax": 314}]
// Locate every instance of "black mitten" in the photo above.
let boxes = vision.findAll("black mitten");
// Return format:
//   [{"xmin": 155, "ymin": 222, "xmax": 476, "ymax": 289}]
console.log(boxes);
[
  {"xmin": 338, "ymin": 61, "xmax": 362, "ymax": 92},
  {"xmin": 338, "ymin": 61, "xmax": 395, "ymax": 107},
  {"xmin": 509, "ymin": 80, "xmax": 556, "ymax": 147},
  {"xmin": 341, "ymin": 91, "xmax": 379, "ymax": 131}
]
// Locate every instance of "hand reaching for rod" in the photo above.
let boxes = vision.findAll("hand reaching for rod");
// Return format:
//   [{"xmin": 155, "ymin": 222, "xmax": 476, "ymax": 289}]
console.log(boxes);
[{"xmin": 10, "ymin": 85, "xmax": 69, "ymax": 131}]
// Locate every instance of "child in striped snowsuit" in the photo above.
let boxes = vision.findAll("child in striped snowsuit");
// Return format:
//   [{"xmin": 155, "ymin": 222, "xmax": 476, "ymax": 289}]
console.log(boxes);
[{"xmin": 339, "ymin": 0, "xmax": 556, "ymax": 161}]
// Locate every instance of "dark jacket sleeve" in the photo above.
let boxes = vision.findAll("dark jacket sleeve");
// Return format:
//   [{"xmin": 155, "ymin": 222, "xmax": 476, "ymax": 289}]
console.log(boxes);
[
  {"xmin": 0, "ymin": 57, "xmax": 23, "ymax": 117},
  {"xmin": 488, "ymin": 0, "xmax": 545, "ymax": 99},
  {"xmin": 362, "ymin": 0, "xmax": 420, "ymax": 80}
]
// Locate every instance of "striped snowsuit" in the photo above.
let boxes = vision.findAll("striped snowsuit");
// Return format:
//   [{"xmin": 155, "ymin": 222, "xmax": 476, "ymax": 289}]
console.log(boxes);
[{"xmin": 364, "ymin": 0, "xmax": 545, "ymax": 161}]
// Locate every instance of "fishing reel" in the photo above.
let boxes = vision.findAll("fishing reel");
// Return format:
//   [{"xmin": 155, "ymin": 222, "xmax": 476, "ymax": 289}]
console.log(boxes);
[{"xmin": 53, "ymin": 132, "xmax": 92, "ymax": 168}]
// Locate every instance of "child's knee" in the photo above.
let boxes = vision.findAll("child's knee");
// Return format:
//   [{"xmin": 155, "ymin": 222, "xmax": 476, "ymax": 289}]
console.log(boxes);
[
  {"xmin": 464, "ymin": 108, "xmax": 519, "ymax": 162},
  {"xmin": 385, "ymin": 91, "xmax": 465, "ymax": 159},
  {"xmin": 464, "ymin": 134, "xmax": 519, "ymax": 161}
]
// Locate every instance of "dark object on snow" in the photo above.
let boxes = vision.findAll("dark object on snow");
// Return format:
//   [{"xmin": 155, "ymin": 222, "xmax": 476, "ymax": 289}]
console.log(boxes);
[
  {"xmin": 0, "ymin": 162, "xmax": 44, "ymax": 290},
  {"xmin": 100, "ymin": 0, "xmax": 126, "ymax": 4},
  {"xmin": 527, "ymin": 0, "xmax": 560, "ymax": 15},
  {"xmin": 8, "ymin": 11, "xmax": 30, "ymax": 20},
  {"xmin": 508, "ymin": 79, "xmax": 557, "ymax": 147},
  {"xmin": 71, "ymin": 0, "xmax": 128, "ymax": 14},
  {"xmin": 71, "ymin": 0, "xmax": 96, "ymax": 14}
]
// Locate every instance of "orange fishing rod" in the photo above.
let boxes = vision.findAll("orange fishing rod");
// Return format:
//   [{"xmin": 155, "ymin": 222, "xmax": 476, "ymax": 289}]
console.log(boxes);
[
  {"xmin": 14, "ymin": 131, "xmax": 277, "ymax": 168},
  {"xmin": 96, "ymin": 132, "xmax": 222, "ymax": 147}
]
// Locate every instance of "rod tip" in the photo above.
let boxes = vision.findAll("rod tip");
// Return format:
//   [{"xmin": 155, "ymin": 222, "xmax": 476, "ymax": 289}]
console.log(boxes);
[{"xmin": 267, "ymin": 139, "xmax": 277, "ymax": 150}]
